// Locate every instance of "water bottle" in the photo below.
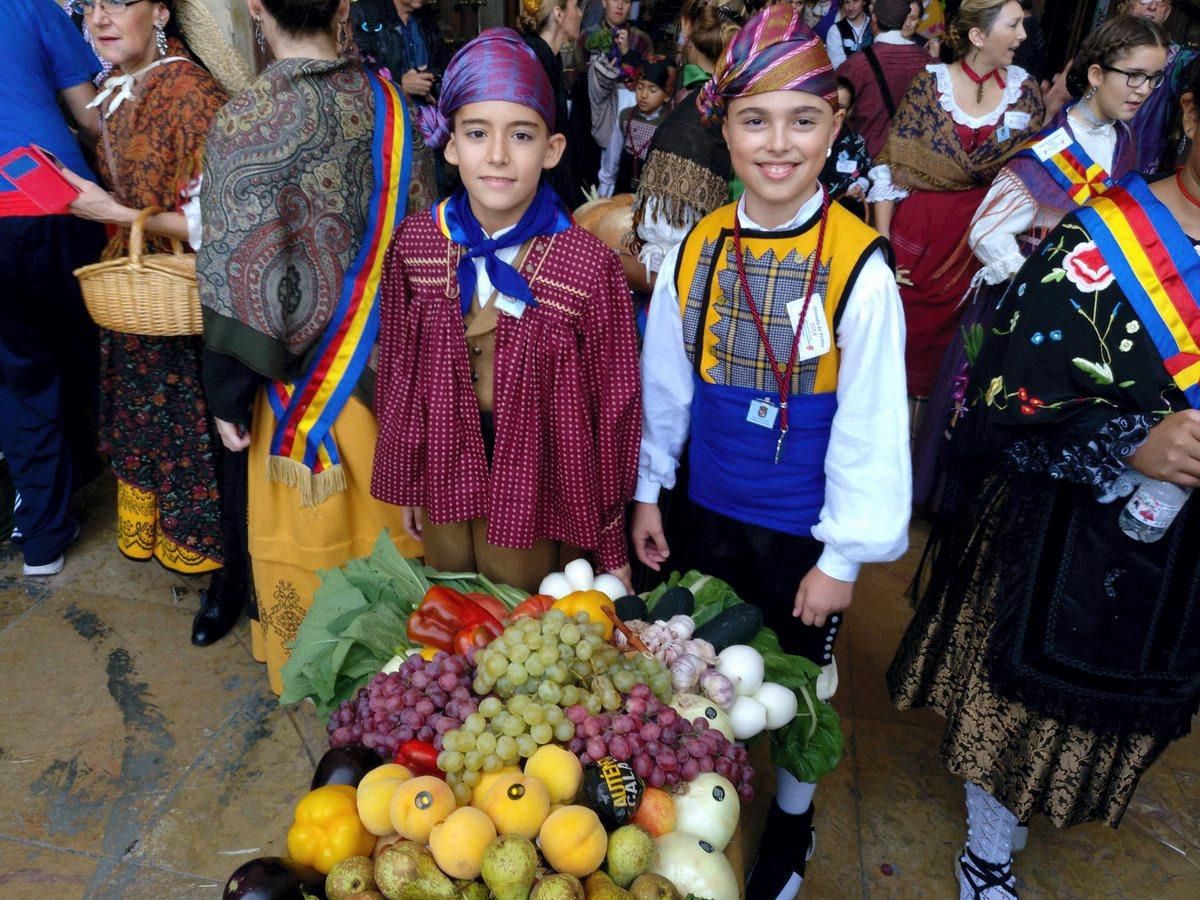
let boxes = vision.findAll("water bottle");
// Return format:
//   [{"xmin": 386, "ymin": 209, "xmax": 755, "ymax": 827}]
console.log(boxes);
[{"xmin": 1118, "ymin": 479, "xmax": 1193, "ymax": 542}]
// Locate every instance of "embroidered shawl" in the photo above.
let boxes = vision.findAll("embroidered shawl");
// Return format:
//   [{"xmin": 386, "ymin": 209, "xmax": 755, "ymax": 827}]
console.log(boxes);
[
  {"xmin": 879, "ymin": 66, "xmax": 1044, "ymax": 193},
  {"xmin": 198, "ymin": 57, "xmax": 429, "ymax": 384}
]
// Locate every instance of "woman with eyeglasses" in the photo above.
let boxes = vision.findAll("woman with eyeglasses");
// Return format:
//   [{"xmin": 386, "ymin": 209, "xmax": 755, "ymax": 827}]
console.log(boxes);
[
  {"xmin": 910, "ymin": 14, "xmax": 1171, "ymax": 505},
  {"xmin": 1122, "ymin": 0, "xmax": 1199, "ymax": 174},
  {"xmin": 58, "ymin": 0, "xmax": 248, "ymax": 646},
  {"xmin": 197, "ymin": 0, "xmax": 425, "ymax": 696},
  {"xmin": 889, "ymin": 55, "xmax": 1200, "ymax": 900}
]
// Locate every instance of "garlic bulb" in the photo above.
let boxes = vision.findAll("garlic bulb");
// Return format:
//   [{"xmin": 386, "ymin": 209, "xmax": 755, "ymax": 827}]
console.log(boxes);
[
  {"xmin": 700, "ymin": 668, "xmax": 736, "ymax": 709},
  {"xmin": 664, "ymin": 614, "xmax": 696, "ymax": 641},
  {"xmin": 683, "ymin": 638, "xmax": 718, "ymax": 666},
  {"xmin": 670, "ymin": 653, "xmax": 705, "ymax": 691}
]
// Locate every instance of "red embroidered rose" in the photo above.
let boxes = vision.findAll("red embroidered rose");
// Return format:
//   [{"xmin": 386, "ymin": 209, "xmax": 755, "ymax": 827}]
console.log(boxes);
[{"xmin": 1062, "ymin": 241, "xmax": 1115, "ymax": 293}]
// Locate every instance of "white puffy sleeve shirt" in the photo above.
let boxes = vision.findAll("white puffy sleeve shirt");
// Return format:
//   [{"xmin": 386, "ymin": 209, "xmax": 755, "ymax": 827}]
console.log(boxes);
[{"xmin": 636, "ymin": 192, "xmax": 911, "ymax": 582}]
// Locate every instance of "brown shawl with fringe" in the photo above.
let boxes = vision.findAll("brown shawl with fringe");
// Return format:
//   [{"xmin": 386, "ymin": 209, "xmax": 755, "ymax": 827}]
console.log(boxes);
[{"xmin": 879, "ymin": 67, "xmax": 1043, "ymax": 193}]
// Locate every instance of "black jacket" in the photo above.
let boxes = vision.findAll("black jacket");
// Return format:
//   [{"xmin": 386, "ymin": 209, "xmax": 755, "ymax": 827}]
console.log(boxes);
[{"xmin": 351, "ymin": 1, "xmax": 448, "ymax": 91}]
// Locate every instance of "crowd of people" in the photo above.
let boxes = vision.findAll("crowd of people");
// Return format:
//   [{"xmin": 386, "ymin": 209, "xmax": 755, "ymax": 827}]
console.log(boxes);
[{"xmin": 3, "ymin": 0, "xmax": 1200, "ymax": 898}]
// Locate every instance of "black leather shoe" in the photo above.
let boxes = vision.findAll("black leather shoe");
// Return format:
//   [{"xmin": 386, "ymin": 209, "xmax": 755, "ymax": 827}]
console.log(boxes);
[{"xmin": 191, "ymin": 569, "xmax": 244, "ymax": 647}]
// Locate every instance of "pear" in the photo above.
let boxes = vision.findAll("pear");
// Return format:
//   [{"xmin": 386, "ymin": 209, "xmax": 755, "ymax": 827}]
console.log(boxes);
[
  {"xmin": 326, "ymin": 856, "xmax": 376, "ymax": 900},
  {"xmin": 628, "ymin": 873, "xmax": 680, "ymax": 900},
  {"xmin": 457, "ymin": 882, "xmax": 491, "ymax": 900},
  {"xmin": 344, "ymin": 893, "xmax": 386, "ymax": 900},
  {"xmin": 605, "ymin": 825, "xmax": 655, "ymax": 889},
  {"xmin": 373, "ymin": 841, "xmax": 458, "ymax": 900},
  {"xmin": 481, "ymin": 834, "xmax": 539, "ymax": 900},
  {"xmin": 583, "ymin": 871, "xmax": 632, "ymax": 899},
  {"xmin": 531, "ymin": 873, "xmax": 586, "ymax": 900}
]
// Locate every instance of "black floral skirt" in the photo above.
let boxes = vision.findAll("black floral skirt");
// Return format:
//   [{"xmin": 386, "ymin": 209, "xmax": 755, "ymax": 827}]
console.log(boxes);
[
  {"xmin": 98, "ymin": 330, "xmax": 222, "ymax": 573},
  {"xmin": 887, "ymin": 479, "xmax": 1167, "ymax": 828}
]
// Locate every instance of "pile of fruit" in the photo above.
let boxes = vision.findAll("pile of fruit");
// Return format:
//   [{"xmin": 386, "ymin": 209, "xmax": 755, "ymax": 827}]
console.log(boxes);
[{"xmin": 225, "ymin": 559, "xmax": 842, "ymax": 900}]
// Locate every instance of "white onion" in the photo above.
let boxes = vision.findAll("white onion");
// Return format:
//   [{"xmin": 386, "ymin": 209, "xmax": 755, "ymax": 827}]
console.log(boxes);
[
  {"xmin": 716, "ymin": 644, "xmax": 765, "ymax": 696},
  {"xmin": 753, "ymin": 681, "xmax": 799, "ymax": 730},
  {"xmin": 563, "ymin": 558, "xmax": 596, "ymax": 591},
  {"xmin": 590, "ymin": 572, "xmax": 627, "ymax": 601},
  {"xmin": 728, "ymin": 695, "xmax": 768, "ymax": 740},
  {"xmin": 537, "ymin": 572, "xmax": 573, "ymax": 599}
]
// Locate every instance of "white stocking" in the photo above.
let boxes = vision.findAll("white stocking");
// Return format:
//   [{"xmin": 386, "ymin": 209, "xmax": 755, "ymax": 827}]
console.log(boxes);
[{"xmin": 964, "ymin": 781, "xmax": 1018, "ymax": 865}]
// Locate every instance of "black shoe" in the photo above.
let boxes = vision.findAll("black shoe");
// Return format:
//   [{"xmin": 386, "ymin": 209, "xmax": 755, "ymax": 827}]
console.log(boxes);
[
  {"xmin": 745, "ymin": 800, "xmax": 816, "ymax": 899},
  {"xmin": 957, "ymin": 846, "xmax": 1018, "ymax": 899},
  {"xmin": 191, "ymin": 569, "xmax": 244, "ymax": 647}
]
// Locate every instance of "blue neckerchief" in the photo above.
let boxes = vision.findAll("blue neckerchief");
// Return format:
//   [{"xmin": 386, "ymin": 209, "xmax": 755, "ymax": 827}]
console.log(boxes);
[{"xmin": 443, "ymin": 182, "xmax": 572, "ymax": 315}]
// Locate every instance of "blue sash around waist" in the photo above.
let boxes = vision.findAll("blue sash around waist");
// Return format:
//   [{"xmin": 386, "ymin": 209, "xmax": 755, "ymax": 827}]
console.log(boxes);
[{"xmin": 687, "ymin": 374, "xmax": 836, "ymax": 536}]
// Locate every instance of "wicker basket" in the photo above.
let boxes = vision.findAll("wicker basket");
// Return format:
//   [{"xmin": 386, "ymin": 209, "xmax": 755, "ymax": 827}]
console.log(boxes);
[{"xmin": 74, "ymin": 206, "xmax": 202, "ymax": 336}]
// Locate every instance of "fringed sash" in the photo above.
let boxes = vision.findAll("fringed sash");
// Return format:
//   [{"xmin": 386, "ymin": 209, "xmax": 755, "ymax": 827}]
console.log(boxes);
[{"xmin": 266, "ymin": 71, "xmax": 411, "ymax": 505}]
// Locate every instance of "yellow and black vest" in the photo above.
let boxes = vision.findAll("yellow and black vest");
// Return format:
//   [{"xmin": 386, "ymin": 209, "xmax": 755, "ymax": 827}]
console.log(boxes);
[{"xmin": 671, "ymin": 199, "xmax": 886, "ymax": 535}]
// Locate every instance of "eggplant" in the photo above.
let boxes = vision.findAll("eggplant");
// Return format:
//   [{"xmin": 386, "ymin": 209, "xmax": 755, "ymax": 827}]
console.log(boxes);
[
  {"xmin": 223, "ymin": 857, "xmax": 326, "ymax": 899},
  {"xmin": 311, "ymin": 745, "xmax": 383, "ymax": 790}
]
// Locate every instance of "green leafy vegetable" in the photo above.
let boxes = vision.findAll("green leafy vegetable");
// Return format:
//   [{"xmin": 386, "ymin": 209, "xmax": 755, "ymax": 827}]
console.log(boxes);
[{"xmin": 279, "ymin": 530, "xmax": 533, "ymax": 714}]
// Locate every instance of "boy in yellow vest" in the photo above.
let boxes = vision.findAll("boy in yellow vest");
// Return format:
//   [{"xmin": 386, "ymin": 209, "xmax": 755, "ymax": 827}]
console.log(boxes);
[{"xmin": 630, "ymin": 6, "xmax": 910, "ymax": 895}]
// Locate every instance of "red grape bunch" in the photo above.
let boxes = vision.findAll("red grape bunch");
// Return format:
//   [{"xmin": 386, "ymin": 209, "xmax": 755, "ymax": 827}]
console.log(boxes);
[
  {"xmin": 327, "ymin": 651, "xmax": 479, "ymax": 757},
  {"xmin": 565, "ymin": 683, "xmax": 755, "ymax": 801}
]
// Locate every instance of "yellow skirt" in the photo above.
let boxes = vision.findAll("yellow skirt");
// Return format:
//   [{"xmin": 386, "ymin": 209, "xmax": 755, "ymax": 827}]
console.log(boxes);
[
  {"xmin": 117, "ymin": 480, "xmax": 221, "ymax": 575},
  {"xmin": 247, "ymin": 390, "xmax": 421, "ymax": 695}
]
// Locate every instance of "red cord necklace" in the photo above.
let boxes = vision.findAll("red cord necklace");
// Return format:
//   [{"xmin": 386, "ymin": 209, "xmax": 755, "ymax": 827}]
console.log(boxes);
[
  {"xmin": 961, "ymin": 58, "xmax": 1004, "ymax": 104},
  {"xmin": 1176, "ymin": 168, "xmax": 1200, "ymax": 209},
  {"xmin": 731, "ymin": 188, "xmax": 830, "ymax": 464}
]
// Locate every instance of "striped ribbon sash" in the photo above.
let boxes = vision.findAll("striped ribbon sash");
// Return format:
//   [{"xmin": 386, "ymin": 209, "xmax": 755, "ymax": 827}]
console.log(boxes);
[
  {"xmin": 1015, "ymin": 126, "xmax": 1114, "ymax": 205},
  {"xmin": 1076, "ymin": 174, "xmax": 1200, "ymax": 408},
  {"xmin": 266, "ymin": 71, "xmax": 412, "ymax": 505}
]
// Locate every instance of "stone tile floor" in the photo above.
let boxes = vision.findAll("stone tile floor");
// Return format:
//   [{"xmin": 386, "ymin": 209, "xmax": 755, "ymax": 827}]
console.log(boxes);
[{"xmin": 1, "ymin": 473, "xmax": 1197, "ymax": 898}]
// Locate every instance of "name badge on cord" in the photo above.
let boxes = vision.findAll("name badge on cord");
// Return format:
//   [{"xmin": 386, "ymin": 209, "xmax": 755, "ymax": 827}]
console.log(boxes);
[
  {"xmin": 747, "ymin": 397, "xmax": 779, "ymax": 428},
  {"xmin": 995, "ymin": 124, "xmax": 1012, "ymax": 144},
  {"xmin": 786, "ymin": 294, "xmax": 832, "ymax": 361},
  {"xmin": 835, "ymin": 156, "xmax": 859, "ymax": 175},
  {"xmin": 494, "ymin": 294, "xmax": 526, "ymax": 319}
]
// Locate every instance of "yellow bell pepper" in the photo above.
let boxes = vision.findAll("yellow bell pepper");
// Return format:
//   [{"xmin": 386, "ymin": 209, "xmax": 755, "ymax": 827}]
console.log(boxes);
[
  {"xmin": 286, "ymin": 784, "xmax": 375, "ymax": 874},
  {"xmin": 552, "ymin": 590, "xmax": 616, "ymax": 640}
]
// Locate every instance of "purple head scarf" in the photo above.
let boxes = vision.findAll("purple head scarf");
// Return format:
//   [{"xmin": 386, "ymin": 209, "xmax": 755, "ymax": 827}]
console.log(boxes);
[{"xmin": 418, "ymin": 28, "xmax": 556, "ymax": 149}]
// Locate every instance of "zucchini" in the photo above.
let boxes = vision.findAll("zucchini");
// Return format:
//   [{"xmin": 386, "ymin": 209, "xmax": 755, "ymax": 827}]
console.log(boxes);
[
  {"xmin": 615, "ymin": 594, "xmax": 649, "ymax": 621},
  {"xmin": 650, "ymin": 586, "xmax": 695, "ymax": 620},
  {"xmin": 693, "ymin": 605, "xmax": 764, "ymax": 652}
]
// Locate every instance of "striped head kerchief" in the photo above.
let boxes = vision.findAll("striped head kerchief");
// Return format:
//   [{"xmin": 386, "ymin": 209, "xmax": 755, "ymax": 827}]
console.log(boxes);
[
  {"xmin": 698, "ymin": 3, "xmax": 838, "ymax": 124},
  {"xmin": 419, "ymin": 28, "xmax": 556, "ymax": 149}
]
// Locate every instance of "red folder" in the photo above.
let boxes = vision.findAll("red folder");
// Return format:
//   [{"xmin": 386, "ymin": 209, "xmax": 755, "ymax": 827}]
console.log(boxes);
[{"xmin": 0, "ymin": 145, "xmax": 80, "ymax": 217}]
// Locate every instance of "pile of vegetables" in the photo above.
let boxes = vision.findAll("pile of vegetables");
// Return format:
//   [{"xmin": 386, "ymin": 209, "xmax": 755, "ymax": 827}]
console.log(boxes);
[{"xmin": 233, "ymin": 547, "xmax": 844, "ymax": 898}]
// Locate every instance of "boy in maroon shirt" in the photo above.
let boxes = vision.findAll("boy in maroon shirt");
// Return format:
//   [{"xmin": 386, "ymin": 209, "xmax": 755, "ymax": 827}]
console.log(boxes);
[{"xmin": 371, "ymin": 28, "xmax": 641, "ymax": 593}]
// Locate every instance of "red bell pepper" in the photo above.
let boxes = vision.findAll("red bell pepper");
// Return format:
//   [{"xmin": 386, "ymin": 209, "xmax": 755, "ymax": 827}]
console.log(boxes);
[
  {"xmin": 406, "ymin": 586, "xmax": 504, "ymax": 652},
  {"xmin": 465, "ymin": 592, "xmax": 510, "ymax": 624},
  {"xmin": 453, "ymin": 624, "xmax": 496, "ymax": 655},
  {"xmin": 394, "ymin": 739, "xmax": 443, "ymax": 778},
  {"xmin": 510, "ymin": 594, "xmax": 556, "ymax": 621}
]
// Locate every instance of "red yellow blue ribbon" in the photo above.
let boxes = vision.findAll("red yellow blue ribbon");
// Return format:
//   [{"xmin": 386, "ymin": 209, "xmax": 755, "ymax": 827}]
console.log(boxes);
[
  {"xmin": 1015, "ymin": 131, "xmax": 1114, "ymax": 205},
  {"xmin": 266, "ymin": 71, "xmax": 412, "ymax": 504},
  {"xmin": 1076, "ymin": 174, "xmax": 1200, "ymax": 408}
]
